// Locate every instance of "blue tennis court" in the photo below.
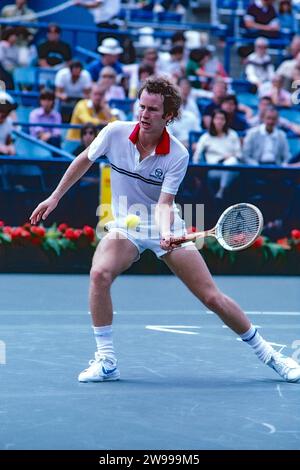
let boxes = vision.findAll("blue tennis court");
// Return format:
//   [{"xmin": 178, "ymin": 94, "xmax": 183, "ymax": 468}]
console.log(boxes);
[{"xmin": 0, "ymin": 274, "xmax": 299, "ymax": 450}]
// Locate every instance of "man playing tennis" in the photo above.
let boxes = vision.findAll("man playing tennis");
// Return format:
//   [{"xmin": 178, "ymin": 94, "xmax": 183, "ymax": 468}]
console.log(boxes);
[{"xmin": 30, "ymin": 77, "xmax": 300, "ymax": 383}]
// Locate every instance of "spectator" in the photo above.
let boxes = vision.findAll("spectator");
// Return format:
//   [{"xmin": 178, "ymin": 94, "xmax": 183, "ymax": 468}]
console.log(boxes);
[
  {"xmin": 73, "ymin": 123, "xmax": 98, "ymax": 156},
  {"xmin": 29, "ymin": 89, "xmax": 62, "ymax": 148},
  {"xmin": 186, "ymin": 47, "xmax": 227, "ymax": 89},
  {"xmin": 243, "ymin": 0, "xmax": 280, "ymax": 39},
  {"xmin": 243, "ymin": 107, "xmax": 290, "ymax": 164},
  {"xmin": 88, "ymin": 37, "xmax": 123, "ymax": 82},
  {"xmin": 130, "ymin": 63, "xmax": 154, "ymax": 99},
  {"xmin": 55, "ymin": 60, "xmax": 92, "ymax": 122},
  {"xmin": 245, "ymin": 37, "xmax": 274, "ymax": 90},
  {"xmin": 74, "ymin": 0, "xmax": 121, "ymax": 45},
  {"xmin": 37, "ymin": 23, "xmax": 72, "ymax": 68},
  {"xmin": 249, "ymin": 95, "xmax": 300, "ymax": 134},
  {"xmin": 177, "ymin": 77, "xmax": 202, "ymax": 127},
  {"xmin": 193, "ymin": 110, "xmax": 242, "ymax": 199},
  {"xmin": 1, "ymin": 0, "xmax": 37, "ymax": 46},
  {"xmin": 67, "ymin": 83, "xmax": 117, "ymax": 140},
  {"xmin": 0, "ymin": 27, "xmax": 21, "ymax": 83},
  {"xmin": 202, "ymin": 79, "xmax": 228, "ymax": 128},
  {"xmin": 141, "ymin": 48, "xmax": 161, "ymax": 74},
  {"xmin": 259, "ymin": 74, "xmax": 292, "ymax": 106},
  {"xmin": 169, "ymin": 109, "xmax": 200, "ymax": 149},
  {"xmin": 98, "ymin": 66, "xmax": 126, "ymax": 102},
  {"xmin": 278, "ymin": 0, "xmax": 297, "ymax": 34},
  {"xmin": 159, "ymin": 45, "xmax": 185, "ymax": 80},
  {"xmin": 220, "ymin": 95, "xmax": 249, "ymax": 132},
  {"xmin": 0, "ymin": 91, "xmax": 17, "ymax": 155},
  {"xmin": 276, "ymin": 35, "xmax": 300, "ymax": 90},
  {"xmin": 154, "ymin": 0, "xmax": 189, "ymax": 14}
]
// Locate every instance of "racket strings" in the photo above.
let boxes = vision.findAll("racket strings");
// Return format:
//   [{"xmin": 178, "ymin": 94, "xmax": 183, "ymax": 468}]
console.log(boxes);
[{"xmin": 221, "ymin": 206, "xmax": 261, "ymax": 249}]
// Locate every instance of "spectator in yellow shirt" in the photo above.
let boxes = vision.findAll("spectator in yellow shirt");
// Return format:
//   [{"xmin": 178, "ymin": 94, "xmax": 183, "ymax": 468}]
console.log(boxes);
[{"xmin": 67, "ymin": 83, "xmax": 117, "ymax": 140}]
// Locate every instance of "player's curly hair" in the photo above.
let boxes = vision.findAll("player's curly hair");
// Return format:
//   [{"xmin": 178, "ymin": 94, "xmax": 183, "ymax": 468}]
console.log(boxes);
[{"xmin": 138, "ymin": 76, "xmax": 181, "ymax": 123}]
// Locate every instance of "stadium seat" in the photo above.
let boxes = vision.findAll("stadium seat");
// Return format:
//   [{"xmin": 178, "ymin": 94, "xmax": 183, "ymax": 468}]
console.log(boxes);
[
  {"xmin": 62, "ymin": 140, "xmax": 81, "ymax": 154},
  {"xmin": 13, "ymin": 67, "xmax": 37, "ymax": 90},
  {"xmin": 15, "ymin": 137, "xmax": 52, "ymax": 159}
]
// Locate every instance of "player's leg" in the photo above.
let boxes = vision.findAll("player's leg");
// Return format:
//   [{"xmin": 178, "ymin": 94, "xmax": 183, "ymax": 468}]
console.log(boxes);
[
  {"xmin": 163, "ymin": 245, "xmax": 300, "ymax": 382},
  {"xmin": 164, "ymin": 244, "xmax": 250, "ymax": 334},
  {"xmin": 78, "ymin": 232, "xmax": 139, "ymax": 383},
  {"xmin": 89, "ymin": 232, "xmax": 139, "ymax": 327}
]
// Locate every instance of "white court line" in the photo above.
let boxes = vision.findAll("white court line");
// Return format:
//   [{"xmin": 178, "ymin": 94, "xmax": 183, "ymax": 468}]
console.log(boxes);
[
  {"xmin": 276, "ymin": 384, "xmax": 284, "ymax": 399},
  {"xmin": 206, "ymin": 310, "xmax": 300, "ymax": 316},
  {"xmin": 262, "ymin": 422, "xmax": 276, "ymax": 434},
  {"xmin": 146, "ymin": 325, "xmax": 201, "ymax": 335}
]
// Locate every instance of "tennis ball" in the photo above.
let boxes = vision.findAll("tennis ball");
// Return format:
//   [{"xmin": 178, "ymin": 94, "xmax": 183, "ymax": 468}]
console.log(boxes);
[{"xmin": 124, "ymin": 214, "xmax": 140, "ymax": 229}]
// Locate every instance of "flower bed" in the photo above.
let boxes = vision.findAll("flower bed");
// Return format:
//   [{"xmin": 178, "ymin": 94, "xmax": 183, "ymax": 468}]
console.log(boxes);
[{"xmin": 0, "ymin": 221, "xmax": 300, "ymax": 275}]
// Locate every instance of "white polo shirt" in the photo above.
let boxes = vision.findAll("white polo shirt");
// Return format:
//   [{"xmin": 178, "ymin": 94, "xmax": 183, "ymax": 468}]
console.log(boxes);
[
  {"xmin": 88, "ymin": 121, "xmax": 189, "ymax": 231},
  {"xmin": 54, "ymin": 67, "xmax": 92, "ymax": 98}
]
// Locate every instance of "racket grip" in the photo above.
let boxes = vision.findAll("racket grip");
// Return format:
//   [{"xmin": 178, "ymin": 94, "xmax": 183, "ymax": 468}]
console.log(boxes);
[{"xmin": 169, "ymin": 235, "xmax": 189, "ymax": 246}]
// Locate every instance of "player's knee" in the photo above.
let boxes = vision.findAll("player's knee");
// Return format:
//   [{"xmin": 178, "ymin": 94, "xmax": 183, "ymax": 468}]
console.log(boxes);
[
  {"xmin": 90, "ymin": 266, "xmax": 113, "ymax": 288},
  {"xmin": 201, "ymin": 290, "xmax": 223, "ymax": 312}
]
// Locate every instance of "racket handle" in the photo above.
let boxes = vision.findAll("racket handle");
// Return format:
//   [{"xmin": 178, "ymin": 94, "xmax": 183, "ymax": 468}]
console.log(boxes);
[{"xmin": 169, "ymin": 230, "xmax": 212, "ymax": 246}]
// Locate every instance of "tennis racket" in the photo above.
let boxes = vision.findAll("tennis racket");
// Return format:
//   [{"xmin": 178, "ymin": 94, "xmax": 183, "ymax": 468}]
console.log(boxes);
[{"xmin": 170, "ymin": 203, "xmax": 264, "ymax": 251}]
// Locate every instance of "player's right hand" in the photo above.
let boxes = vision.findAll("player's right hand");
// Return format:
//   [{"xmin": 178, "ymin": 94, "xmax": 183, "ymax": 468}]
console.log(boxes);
[{"xmin": 29, "ymin": 196, "xmax": 59, "ymax": 225}]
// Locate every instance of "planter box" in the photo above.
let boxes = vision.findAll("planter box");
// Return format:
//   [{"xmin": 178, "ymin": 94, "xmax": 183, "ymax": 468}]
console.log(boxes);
[{"xmin": 0, "ymin": 245, "xmax": 299, "ymax": 275}]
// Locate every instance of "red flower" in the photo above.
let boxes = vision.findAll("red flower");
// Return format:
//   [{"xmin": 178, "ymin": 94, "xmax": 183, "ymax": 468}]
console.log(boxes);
[
  {"xmin": 11, "ymin": 227, "xmax": 29, "ymax": 239},
  {"xmin": 22, "ymin": 223, "xmax": 31, "ymax": 231},
  {"xmin": 0, "ymin": 220, "xmax": 5, "ymax": 228},
  {"xmin": 58, "ymin": 223, "xmax": 68, "ymax": 233},
  {"xmin": 83, "ymin": 225, "xmax": 95, "ymax": 241},
  {"xmin": 291, "ymin": 229, "xmax": 300, "ymax": 240},
  {"xmin": 3, "ymin": 226, "xmax": 12, "ymax": 235},
  {"xmin": 64, "ymin": 228, "xmax": 77, "ymax": 240},
  {"xmin": 277, "ymin": 238, "xmax": 290, "ymax": 249},
  {"xmin": 31, "ymin": 226, "xmax": 46, "ymax": 237},
  {"xmin": 252, "ymin": 236, "xmax": 264, "ymax": 248},
  {"xmin": 74, "ymin": 229, "xmax": 83, "ymax": 239}
]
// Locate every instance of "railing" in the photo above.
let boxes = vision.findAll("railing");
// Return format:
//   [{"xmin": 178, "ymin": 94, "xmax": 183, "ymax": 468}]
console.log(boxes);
[{"xmin": 0, "ymin": 20, "xmax": 228, "ymax": 52}]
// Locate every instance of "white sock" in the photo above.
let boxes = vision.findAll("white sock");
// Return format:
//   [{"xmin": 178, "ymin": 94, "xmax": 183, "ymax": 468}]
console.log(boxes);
[
  {"xmin": 240, "ymin": 325, "xmax": 274, "ymax": 363},
  {"xmin": 93, "ymin": 325, "xmax": 116, "ymax": 363}
]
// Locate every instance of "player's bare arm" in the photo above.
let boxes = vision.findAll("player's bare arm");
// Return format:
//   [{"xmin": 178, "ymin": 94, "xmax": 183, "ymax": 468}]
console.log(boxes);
[
  {"xmin": 30, "ymin": 147, "xmax": 93, "ymax": 225},
  {"xmin": 155, "ymin": 192, "xmax": 175, "ymax": 251}
]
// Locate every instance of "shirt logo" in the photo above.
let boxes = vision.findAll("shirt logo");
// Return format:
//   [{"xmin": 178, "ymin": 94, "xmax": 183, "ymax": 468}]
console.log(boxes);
[{"xmin": 150, "ymin": 168, "xmax": 164, "ymax": 180}]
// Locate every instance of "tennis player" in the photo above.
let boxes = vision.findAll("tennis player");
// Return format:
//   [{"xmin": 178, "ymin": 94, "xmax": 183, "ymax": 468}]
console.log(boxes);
[{"xmin": 30, "ymin": 77, "xmax": 300, "ymax": 383}]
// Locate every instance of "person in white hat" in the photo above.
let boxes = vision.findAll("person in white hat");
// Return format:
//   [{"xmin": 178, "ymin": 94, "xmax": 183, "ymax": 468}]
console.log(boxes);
[{"xmin": 87, "ymin": 37, "xmax": 124, "ymax": 82}]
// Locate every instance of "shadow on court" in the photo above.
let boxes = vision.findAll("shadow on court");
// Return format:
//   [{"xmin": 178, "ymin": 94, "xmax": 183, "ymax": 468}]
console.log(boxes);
[{"xmin": 0, "ymin": 274, "xmax": 300, "ymax": 450}]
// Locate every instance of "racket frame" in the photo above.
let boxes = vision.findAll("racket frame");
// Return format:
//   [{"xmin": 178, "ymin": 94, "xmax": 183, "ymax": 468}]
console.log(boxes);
[{"xmin": 170, "ymin": 203, "xmax": 264, "ymax": 252}]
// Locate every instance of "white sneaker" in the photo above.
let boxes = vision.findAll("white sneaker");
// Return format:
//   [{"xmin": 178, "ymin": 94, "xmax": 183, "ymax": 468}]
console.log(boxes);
[
  {"xmin": 78, "ymin": 353, "xmax": 120, "ymax": 382},
  {"xmin": 267, "ymin": 352, "xmax": 300, "ymax": 383}
]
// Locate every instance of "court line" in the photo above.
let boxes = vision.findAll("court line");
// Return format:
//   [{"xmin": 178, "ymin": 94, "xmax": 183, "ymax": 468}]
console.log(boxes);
[
  {"xmin": 146, "ymin": 325, "xmax": 201, "ymax": 335},
  {"xmin": 206, "ymin": 311, "xmax": 300, "ymax": 316}
]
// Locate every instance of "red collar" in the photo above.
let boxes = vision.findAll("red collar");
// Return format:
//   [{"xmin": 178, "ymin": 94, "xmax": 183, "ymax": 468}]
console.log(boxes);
[{"xmin": 129, "ymin": 123, "xmax": 170, "ymax": 155}]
